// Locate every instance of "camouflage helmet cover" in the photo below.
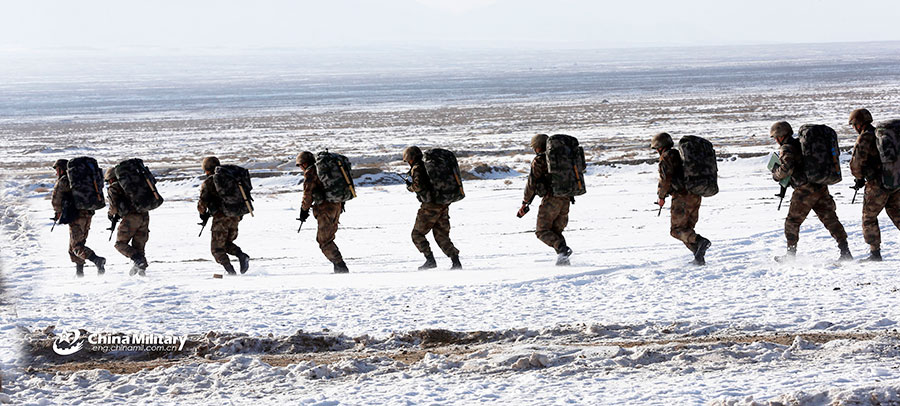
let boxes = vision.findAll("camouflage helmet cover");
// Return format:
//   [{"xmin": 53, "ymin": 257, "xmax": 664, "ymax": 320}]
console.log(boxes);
[
  {"xmin": 296, "ymin": 151, "xmax": 315, "ymax": 167},
  {"xmin": 52, "ymin": 159, "xmax": 69, "ymax": 170},
  {"xmin": 769, "ymin": 121, "xmax": 793, "ymax": 139},
  {"xmin": 104, "ymin": 167, "xmax": 117, "ymax": 181},
  {"xmin": 849, "ymin": 108, "xmax": 873, "ymax": 126},
  {"xmin": 530, "ymin": 134, "xmax": 549, "ymax": 151},
  {"xmin": 403, "ymin": 146, "xmax": 423, "ymax": 163},
  {"xmin": 202, "ymin": 156, "xmax": 221, "ymax": 172},
  {"xmin": 650, "ymin": 132, "xmax": 674, "ymax": 149}
]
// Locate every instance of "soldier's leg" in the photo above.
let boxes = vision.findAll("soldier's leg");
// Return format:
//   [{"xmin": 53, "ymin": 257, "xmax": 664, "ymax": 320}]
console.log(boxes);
[
  {"xmin": 69, "ymin": 214, "xmax": 95, "ymax": 262},
  {"xmin": 884, "ymin": 189, "xmax": 900, "ymax": 231},
  {"xmin": 861, "ymin": 185, "xmax": 888, "ymax": 251},
  {"xmin": 114, "ymin": 214, "xmax": 140, "ymax": 259},
  {"xmin": 132, "ymin": 213, "xmax": 150, "ymax": 259},
  {"xmin": 812, "ymin": 189, "xmax": 848, "ymax": 244},
  {"xmin": 223, "ymin": 217, "xmax": 242, "ymax": 256},
  {"xmin": 670, "ymin": 194, "xmax": 699, "ymax": 251},
  {"xmin": 536, "ymin": 197, "xmax": 565, "ymax": 251},
  {"xmin": 784, "ymin": 188, "xmax": 814, "ymax": 247},
  {"xmin": 209, "ymin": 216, "xmax": 232, "ymax": 265},
  {"xmin": 316, "ymin": 205, "xmax": 343, "ymax": 263},
  {"xmin": 412, "ymin": 204, "xmax": 438, "ymax": 256},
  {"xmin": 431, "ymin": 204, "xmax": 459, "ymax": 257},
  {"xmin": 551, "ymin": 198, "xmax": 570, "ymax": 249}
]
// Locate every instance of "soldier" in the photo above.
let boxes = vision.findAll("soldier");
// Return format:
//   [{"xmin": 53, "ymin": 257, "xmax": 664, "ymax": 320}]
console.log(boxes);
[
  {"xmin": 517, "ymin": 134, "xmax": 573, "ymax": 266},
  {"xmin": 198, "ymin": 156, "xmax": 250, "ymax": 275},
  {"xmin": 105, "ymin": 168, "xmax": 150, "ymax": 276},
  {"xmin": 404, "ymin": 146, "xmax": 462, "ymax": 270},
  {"xmin": 296, "ymin": 151, "xmax": 349, "ymax": 274},
  {"xmin": 849, "ymin": 108, "xmax": 900, "ymax": 261},
  {"xmin": 51, "ymin": 159, "xmax": 105, "ymax": 277},
  {"xmin": 769, "ymin": 121, "xmax": 852, "ymax": 262},
  {"xmin": 651, "ymin": 133, "xmax": 711, "ymax": 265}
]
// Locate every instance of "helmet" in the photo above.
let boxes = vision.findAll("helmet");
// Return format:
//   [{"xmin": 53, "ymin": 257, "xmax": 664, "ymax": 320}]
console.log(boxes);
[
  {"xmin": 296, "ymin": 151, "xmax": 315, "ymax": 167},
  {"xmin": 104, "ymin": 167, "xmax": 117, "ymax": 181},
  {"xmin": 849, "ymin": 108, "xmax": 873, "ymax": 126},
  {"xmin": 530, "ymin": 134, "xmax": 549, "ymax": 151},
  {"xmin": 769, "ymin": 121, "xmax": 793, "ymax": 139},
  {"xmin": 52, "ymin": 159, "xmax": 68, "ymax": 170},
  {"xmin": 650, "ymin": 132, "xmax": 674, "ymax": 149},
  {"xmin": 403, "ymin": 146, "xmax": 423, "ymax": 163},
  {"xmin": 201, "ymin": 156, "xmax": 220, "ymax": 173}
]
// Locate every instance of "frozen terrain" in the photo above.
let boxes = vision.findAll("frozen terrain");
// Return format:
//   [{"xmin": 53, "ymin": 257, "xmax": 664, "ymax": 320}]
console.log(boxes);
[{"xmin": 2, "ymin": 43, "xmax": 900, "ymax": 405}]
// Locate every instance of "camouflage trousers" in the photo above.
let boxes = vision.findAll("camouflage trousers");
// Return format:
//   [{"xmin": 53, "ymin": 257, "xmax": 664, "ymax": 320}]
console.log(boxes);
[
  {"xmin": 536, "ymin": 196, "xmax": 570, "ymax": 252},
  {"xmin": 412, "ymin": 202, "xmax": 459, "ymax": 257},
  {"xmin": 210, "ymin": 215, "xmax": 243, "ymax": 265},
  {"xmin": 670, "ymin": 192, "xmax": 702, "ymax": 252},
  {"xmin": 68, "ymin": 210, "xmax": 96, "ymax": 264},
  {"xmin": 313, "ymin": 202, "xmax": 343, "ymax": 264},
  {"xmin": 785, "ymin": 183, "xmax": 848, "ymax": 247},
  {"xmin": 861, "ymin": 184, "xmax": 900, "ymax": 251},
  {"xmin": 115, "ymin": 212, "xmax": 149, "ymax": 260}
]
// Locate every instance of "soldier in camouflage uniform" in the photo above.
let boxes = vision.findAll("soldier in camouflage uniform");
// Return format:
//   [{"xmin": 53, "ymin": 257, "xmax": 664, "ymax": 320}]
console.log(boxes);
[
  {"xmin": 651, "ymin": 133, "xmax": 711, "ymax": 265},
  {"xmin": 297, "ymin": 151, "xmax": 349, "ymax": 274},
  {"xmin": 769, "ymin": 121, "xmax": 852, "ymax": 262},
  {"xmin": 404, "ymin": 146, "xmax": 462, "ymax": 270},
  {"xmin": 198, "ymin": 156, "xmax": 250, "ymax": 275},
  {"xmin": 51, "ymin": 159, "xmax": 106, "ymax": 277},
  {"xmin": 517, "ymin": 134, "xmax": 574, "ymax": 266},
  {"xmin": 105, "ymin": 168, "xmax": 150, "ymax": 276},
  {"xmin": 849, "ymin": 108, "xmax": 900, "ymax": 261}
]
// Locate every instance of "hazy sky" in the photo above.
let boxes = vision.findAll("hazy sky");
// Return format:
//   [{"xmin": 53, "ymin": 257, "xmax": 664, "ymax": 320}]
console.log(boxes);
[{"xmin": 2, "ymin": 0, "xmax": 899, "ymax": 52}]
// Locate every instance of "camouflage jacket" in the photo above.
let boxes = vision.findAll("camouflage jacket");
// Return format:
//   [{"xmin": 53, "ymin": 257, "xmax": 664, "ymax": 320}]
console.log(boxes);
[
  {"xmin": 408, "ymin": 161, "xmax": 433, "ymax": 203},
  {"xmin": 51, "ymin": 174, "xmax": 71, "ymax": 214},
  {"xmin": 657, "ymin": 148, "xmax": 685, "ymax": 199},
  {"xmin": 301, "ymin": 165, "xmax": 325, "ymax": 211},
  {"xmin": 523, "ymin": 153, "xmax": 551, "ymax": 204},
  {"xmin": 107, "ymin": 181, "xmax": 137, "ymax": 217},
  {"xmin": 850, "ymin": 125, "xmax": 881, "ymax": 186},
  {"xmin": 773, "ymin": 137, "xmax": 808, "ymax": 188},
  {"xmin": 198, "ymin": 176, "xmax": 223, "ymax": 216}
]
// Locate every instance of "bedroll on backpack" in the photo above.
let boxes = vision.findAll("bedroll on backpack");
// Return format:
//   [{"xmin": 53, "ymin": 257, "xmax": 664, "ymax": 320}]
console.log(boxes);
[
  {"xmin": 875, "ymin": 119, "xmax": 900, "ymax": 190},
  {"xmin": 315, "ymin": 151, "xmax": 357, "ymax": 203},
  {"xmin": 798, "ymin": 124, "xmax": 842, "ymax": 186},
  {"xmin": 213, "ymin": 165, "xmax": 254, "ymax": 217},
  {"xmin": 66, "ymin": 157, "xmax": 105, "ymax": 211},
  {"xmin": 546, "ymin": 134, "xmax": 587, "ymax": 197},
  {"xmin": 677, "ymin": 136, "xmax": 719, "ymax": 197},
  {"xmin": 423, "ymin": 148, "xmax": 465, "ymax": 205},
  {"xmin": 114, "ymin": 158, "xmax": 164, "ymax": 212}
]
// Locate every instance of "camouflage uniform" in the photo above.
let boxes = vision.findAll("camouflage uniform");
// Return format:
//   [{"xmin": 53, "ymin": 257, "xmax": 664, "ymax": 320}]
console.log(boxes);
[
  {"xmin": 774, "ymin": 137, "xmax": 848, "ymax": 247},
  {"xmin": 657, "ymin": 148, "xmax": 706, "ymax": 251},
  {"xmin": 52, "ymin": 174, "xmax": 96, "ymax": 264},
  {"xmin": 198, "ymin": 176, "xmax": 244, "ymax": 266},
  {"xmin": 409, "ymin": 161, "xmax": 459, "ymax": 257},
  {"xmin": 850, "ymin": 125, "xmax": 900, "ymax": 251},
  {"xmin": 524, "ymin": 153, "xmax": 570, "ymax": 252},
  {"xmin": 107, "ymin": 181, "xmax": 150, "ymax": 260},
  {"xmin": 302, "ymin": 165, "xmax": 344, "ymax": 264}
]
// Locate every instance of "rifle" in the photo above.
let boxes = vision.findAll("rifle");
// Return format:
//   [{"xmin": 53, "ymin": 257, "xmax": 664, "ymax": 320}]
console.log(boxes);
[
  {"xmin": 852, "ymin": 188, "xmax": 860, "ymax": 204},
  {"xmin": 107, "ymin": 215, "xmax": 120, "ymax": 241},
  {"xmin": 51, "ymin": 216, "xmax": 58, "ymax": 232},
  {"xmin": 198, "ymin": 211, "xmax": 210, "ymax": 237},
  {"xmin": 776, "ymin": 185, "xmax": 787, "ymax": 211},
  {"xmin": 657, "ymin": 203, "xmax": 663, "ymax": 217},
  {"xmin": 296, "ymin": 216, "xmax": 305, "ymax": 233}
]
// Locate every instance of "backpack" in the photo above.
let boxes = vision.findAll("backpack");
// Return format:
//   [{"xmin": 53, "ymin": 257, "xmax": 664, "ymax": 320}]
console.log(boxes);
[
  {"xmin": 546, "ymin": 134, "xmax": 587, "ymax": 197},
  {"xmin": 66, "ymin": 157, "xmax": 105, "ymax": 211},
  {"xmin": 213, "ymin": 165, "xmax": 254, "ymax": 217},
  {"xmin": 677, "ymin": 136, "xmax": 719, "ymax": 197},
  {"xmin": 875, "ymin": 119, "xmax": 900, "ymax": 190},
  {"xmin": 114, "ymin": 158, "xmax": 164, "ymax": 212},
  {"xmin": 314, "ymin": 151, "xmax": 357, "ymax": 203},
  {"xmin": 423, "ymin": 148, "xmax": 465, "ymax": 205},
  {"xmin": 798, "ymin": 124, "xmax": 842, "ymax": 186}
]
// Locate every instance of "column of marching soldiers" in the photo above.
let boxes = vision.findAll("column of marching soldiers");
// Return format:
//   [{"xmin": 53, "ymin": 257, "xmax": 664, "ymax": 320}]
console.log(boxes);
[{"xmin": 48, "ymin": 109, "xmax": 900, "ymax": 277}]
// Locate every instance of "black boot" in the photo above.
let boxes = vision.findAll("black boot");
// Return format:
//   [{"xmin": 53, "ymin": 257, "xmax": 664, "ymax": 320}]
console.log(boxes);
[
  {"xmin": 775, "ymin": 245, "xmax": 797, "ymax": 263},
  {"xmin": 450, "ymin": 255, "xmax": 462, "ymax": 270},
  {"xmin": 237, "ymin": 252, "xmax": 250, "ymax": 274},
  {"xmin": 129, "ymin": 255, "xmax": 147, "ymax": 276},
  {"xmin": 89, "ymin": 254, "xmax": 106, "ymax": 275},
  {"xmin": 222, "ymin": 261, "xmax": 237, "ymax": 275},
  {"xmin": 333, "ymin": 261, "xmax": 349, "ymax": 274},
  {"xmin": 556, "ymin": 246, "xmax": 573, "ymax": 266},
  {"xmin": 838, "ymin": 242, "xmax": 853, "ymax": 262},
  {"xmin": 862, "ymin": 249, "xmax": 883, "ymax": 262},
  {"xmin": 693, "ymin": 237, "xmax": 711, "ymax": 266},
  {"xmin": 418, "ymin": 254, "xmax": 437, "ymax": 270},
  {"xmin": 75, "ymin": 263, "xmax": 85, "ymax": 278}
]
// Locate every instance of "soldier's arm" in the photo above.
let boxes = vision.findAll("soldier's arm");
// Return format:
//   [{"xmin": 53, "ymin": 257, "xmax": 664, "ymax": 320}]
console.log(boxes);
[
  {"xmin": 773, "ymin": 145, "xmax": 795, "ymax": 181},
  {"xmin": 50, "ymin": 177, "xmax": 69, "ymax": 214},
  {"xmin": 523, "ymin": 157, "xmax": 546, "ymax": 204},
  {"xmin": 409, "ymin": 165, "xmax": 429, "ymax": 194},
  {"xmin": 657, "ymin": 154, "xmax": 674, "ymax": 200},
  {"xmin": 197, "ymin": 178, "xmax": 211, "ymax": 214},
  {"xmin": 107, "ymin": 184, "xmax": 120, "ymax": 217},
  {"xmin": 850, "ymin": 133, "xmax": 876, "ymax": 180},
  {"xmin": 301, "ymin": 169, "xmax": 318, "ymax": 211}
]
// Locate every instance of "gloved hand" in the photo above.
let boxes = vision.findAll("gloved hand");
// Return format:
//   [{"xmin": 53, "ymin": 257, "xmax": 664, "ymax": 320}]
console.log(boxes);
[
  {"xmin": 199, "ymin": 212, "xmax": 210, "ymax": 222},
  {"xmin": 299, "ymin": 208, "xmax": 310, "ymax": 222},
  {"xmin": 108, "ymin": 213, "xmax": 116, "ymax": 222},
  {"xmin": 852, "ymin": 178, "xmax": 866, "ymax": 190},
  {"xmin": 657, "ymin": 198, "xmax": 665, "ymax": 207},
  {"xmin": 516, "ymin": 203, "xmax": 530, "ymax": 218}
]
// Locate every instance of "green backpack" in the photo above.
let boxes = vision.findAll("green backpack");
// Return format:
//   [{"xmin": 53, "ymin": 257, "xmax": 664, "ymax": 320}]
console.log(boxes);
[
  {"xmin": 546, "ymin": 134, "xmax": 587, "ymax": 197},
  {"xmin": 875, "ymin": 120, "xmax": 900, "ymax": 190},
  {"xmin": 423, "ymin": 148, "xmax": 465, "ymax": 205},
  {"xmin": 314, "ymin": 151, "xmax": 357, "ymax": 203}
]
